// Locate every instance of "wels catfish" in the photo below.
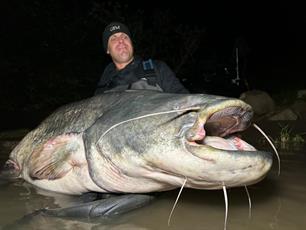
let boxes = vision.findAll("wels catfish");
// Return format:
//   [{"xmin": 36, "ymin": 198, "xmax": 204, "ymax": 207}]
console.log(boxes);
[{"xmin": 0, "ymin": 90, "xmax": 272, "ymax": 218}]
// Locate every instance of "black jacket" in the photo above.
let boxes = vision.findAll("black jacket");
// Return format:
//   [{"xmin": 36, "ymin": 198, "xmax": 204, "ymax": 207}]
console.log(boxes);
[{"xmin": 95, "ymin": 57, "xmax": 189, "ymax": 94}]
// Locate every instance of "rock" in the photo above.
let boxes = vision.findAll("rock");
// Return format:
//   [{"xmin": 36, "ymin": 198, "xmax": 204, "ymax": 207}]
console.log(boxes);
[
  {"xmin": 297, "ymin": 89, "xmax": 306, "ymax": 99},
  {"xmin": 291, "ymin": 100, "xmax": 306, "ymax": 119},
  {"xmin": 239, "ymin": 90, "xmax": 275, "ymax": 115},
  {"xmin": 268, "ymin": 108, "xmax": 298, "ymax": 121}
]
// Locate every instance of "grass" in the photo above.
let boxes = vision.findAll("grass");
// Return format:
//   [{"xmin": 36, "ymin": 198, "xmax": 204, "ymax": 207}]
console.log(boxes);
[{"xmin": 273, "ymin": 124, "xmax": 305, "ymax": 150}]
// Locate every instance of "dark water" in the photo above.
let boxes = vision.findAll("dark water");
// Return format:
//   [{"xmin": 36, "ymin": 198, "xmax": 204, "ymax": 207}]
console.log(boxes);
[{"xmin": 0, "ymin": 137, "xmax": 305, "ymax": 230}]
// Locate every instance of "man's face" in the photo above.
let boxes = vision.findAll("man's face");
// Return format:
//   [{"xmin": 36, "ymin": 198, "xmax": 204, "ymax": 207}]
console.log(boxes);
[{"xmin": 107, "ymin": 32, "xmax": 134, "ymax": 66}]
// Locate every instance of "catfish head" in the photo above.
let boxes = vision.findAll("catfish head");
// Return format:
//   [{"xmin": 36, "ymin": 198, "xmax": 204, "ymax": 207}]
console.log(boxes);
[{"xmin": 85, "ymin": 91, "xmax": 273, "ymax": 193}]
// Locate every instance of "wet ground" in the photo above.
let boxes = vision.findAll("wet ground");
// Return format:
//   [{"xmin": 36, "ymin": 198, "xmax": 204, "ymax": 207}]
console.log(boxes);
[{"xmin": 0, "ymin": 125, "xmax": 305, "ymax": 230}]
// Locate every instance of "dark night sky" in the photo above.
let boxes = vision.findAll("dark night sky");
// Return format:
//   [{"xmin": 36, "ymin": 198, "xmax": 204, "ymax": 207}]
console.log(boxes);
[
  {"xmin": 3, "ymin": 2, "xmax": 305, "ymax": 74},
  {"xmin": 2, "ymin": 1, "xmax": 305, "ymax": 83},
  {"xmin": 157, "ymin": 1, "xmax": 305, "ymax": 89},
  {"xmin": 173, "ymin": 2, "xmax": 304, "ymax": 73},
  {"xmin": 1, "ymin": 0, "xmax": 306, "ymax": 129}
]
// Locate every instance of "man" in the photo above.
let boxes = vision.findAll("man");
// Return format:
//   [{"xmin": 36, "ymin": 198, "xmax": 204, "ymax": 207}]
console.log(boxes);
[{"xmin": 95, "ymin": 22, "xmax": 189, "ymax": 94}]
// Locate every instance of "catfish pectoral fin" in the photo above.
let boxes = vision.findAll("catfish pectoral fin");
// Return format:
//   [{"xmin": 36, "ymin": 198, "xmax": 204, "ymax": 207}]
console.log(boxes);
[{"xmin": 29, "ymin": 133, "xmax": 82, "ymax": 180}]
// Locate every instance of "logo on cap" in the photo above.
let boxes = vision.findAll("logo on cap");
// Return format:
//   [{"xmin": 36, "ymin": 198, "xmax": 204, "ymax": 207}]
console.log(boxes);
[{"xmin": 110, "ymin": 25, "xmax": 120, "ymax": 32}]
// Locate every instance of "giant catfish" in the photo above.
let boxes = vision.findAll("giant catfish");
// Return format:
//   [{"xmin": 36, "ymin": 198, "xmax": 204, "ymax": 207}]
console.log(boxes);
[{"xmin": 0, "ymin": 90, "xmax": 272, "ymax": 218}]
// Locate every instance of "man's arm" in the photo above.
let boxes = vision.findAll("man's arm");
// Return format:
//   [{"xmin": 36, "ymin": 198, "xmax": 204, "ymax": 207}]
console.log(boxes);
[
  {"xmin": 156, "ymin": 61, "xmax": 189, "ymax": 93},
  {"xmin": 94, "ymin": 79, "xmax": 108, "ymax": 95},
  {"xmin": 94, "ymin": 63, "xmax": 114, "ymax": 95}
]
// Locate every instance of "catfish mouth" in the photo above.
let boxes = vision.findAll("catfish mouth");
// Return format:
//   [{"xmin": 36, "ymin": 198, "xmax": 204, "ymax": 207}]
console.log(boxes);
[{"xmin": 184, "ymin": 106, "xmax": 255, "ymax": 151}]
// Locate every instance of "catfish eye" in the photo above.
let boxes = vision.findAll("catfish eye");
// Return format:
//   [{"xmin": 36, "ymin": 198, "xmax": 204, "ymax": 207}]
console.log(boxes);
[{"xmin": 173, "ymin": 105, "xmax": 180, "ymax": 110}]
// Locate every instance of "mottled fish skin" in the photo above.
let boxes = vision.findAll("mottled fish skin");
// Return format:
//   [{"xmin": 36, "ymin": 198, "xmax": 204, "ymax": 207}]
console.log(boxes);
[{"xmin": 1, "ymin": 90, "xmax": 272, "ymax": 194}]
